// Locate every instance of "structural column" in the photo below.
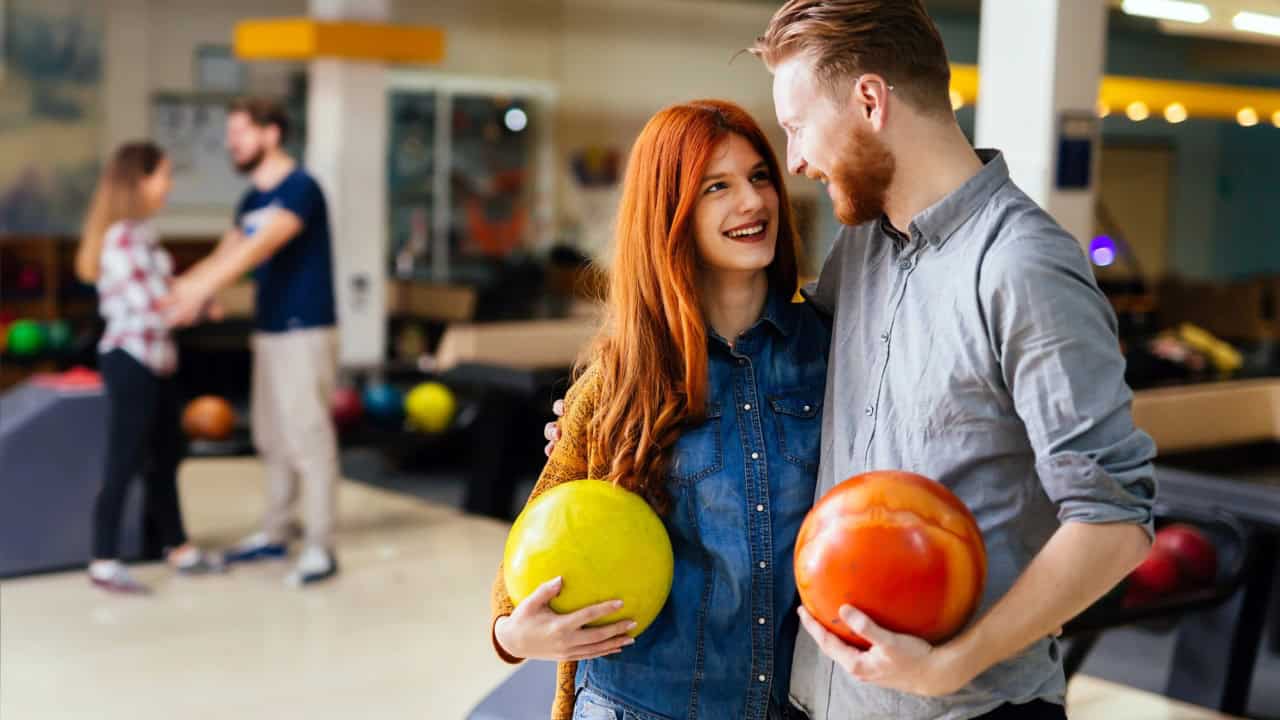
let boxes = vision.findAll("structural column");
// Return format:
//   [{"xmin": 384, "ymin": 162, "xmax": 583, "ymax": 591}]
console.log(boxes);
[
  {"xmin": 975, "ymin": 0, "xmax": 1108, "ymax": 248},
  {"xmin": 306, "ymin": 0, "xmax": 390, "ymax": 368}
]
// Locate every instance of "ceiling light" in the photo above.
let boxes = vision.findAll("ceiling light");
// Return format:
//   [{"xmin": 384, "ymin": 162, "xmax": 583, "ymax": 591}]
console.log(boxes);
[
  {"xmin": 1122, "ymin": 0, "xmax": 1211, "ymax": 24},
  {"xmin": 1233, "ymin": 11, "xmax": 1280, "ymax": 37},
  {"xmin": 1164, "ymin": 102, "xmax": 1188, "ymax": 123}
]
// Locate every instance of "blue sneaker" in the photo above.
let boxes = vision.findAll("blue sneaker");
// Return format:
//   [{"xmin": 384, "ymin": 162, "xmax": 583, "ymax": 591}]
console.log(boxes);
[{"xmin": 224, "ymin": 532, "xmax": 289, "ymax": 564}]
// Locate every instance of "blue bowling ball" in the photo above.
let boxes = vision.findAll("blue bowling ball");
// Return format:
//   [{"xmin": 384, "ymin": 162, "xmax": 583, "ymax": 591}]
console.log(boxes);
[{"xmin": 362, "ymin": 383, "xmax": 405, "ymax": 427}]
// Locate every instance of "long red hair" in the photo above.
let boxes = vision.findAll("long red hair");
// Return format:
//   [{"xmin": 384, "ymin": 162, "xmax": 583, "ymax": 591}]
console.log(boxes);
[{"xmin": 581, "ymin": 99, "xmax": 800, "ymax": 511}]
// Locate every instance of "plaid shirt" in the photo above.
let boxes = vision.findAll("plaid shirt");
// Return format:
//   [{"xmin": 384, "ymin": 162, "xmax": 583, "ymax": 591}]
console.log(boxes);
[{"xmin": 96, "ymin": 220, "xmax": 178, "ymax": 376}]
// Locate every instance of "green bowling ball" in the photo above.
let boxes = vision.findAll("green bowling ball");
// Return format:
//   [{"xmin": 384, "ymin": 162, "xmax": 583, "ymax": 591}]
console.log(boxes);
[{"xmin": 7, "ymin": 319, "xmax": 46, "ymax": 357}]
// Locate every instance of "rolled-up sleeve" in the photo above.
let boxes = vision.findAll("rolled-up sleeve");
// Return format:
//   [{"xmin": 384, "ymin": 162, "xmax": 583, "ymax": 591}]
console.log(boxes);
[{"xmin": 982, "ymin": 229, "xmax": 1157, "ymax": 537}]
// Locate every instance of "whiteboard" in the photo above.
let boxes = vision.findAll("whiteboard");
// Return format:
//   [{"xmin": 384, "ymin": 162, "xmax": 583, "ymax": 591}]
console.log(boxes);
[{"xmin": 150, "ymin": 93, "xmax": 247, "ymax": 210}]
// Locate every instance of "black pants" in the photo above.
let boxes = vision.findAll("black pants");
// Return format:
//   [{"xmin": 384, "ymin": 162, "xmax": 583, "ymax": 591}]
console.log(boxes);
[
  {"xmin": 977, "ymin": 699, "xmax": 1068, "ymax": 719},
  {"xmin": 93, "ymin": 350, "xmax": 188, "ymax": 559}
]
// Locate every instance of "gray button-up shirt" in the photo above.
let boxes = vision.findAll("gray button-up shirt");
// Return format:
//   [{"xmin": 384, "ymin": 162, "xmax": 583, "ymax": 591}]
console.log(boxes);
[{"xmin": 790, "ymin": 150, "xmax": 1157, "ymax": 720}]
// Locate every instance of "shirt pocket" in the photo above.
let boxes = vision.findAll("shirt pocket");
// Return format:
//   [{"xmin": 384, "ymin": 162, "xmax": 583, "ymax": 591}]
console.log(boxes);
[
  {"xmin": 668, "ymin": 403, "xmax": 724, "ymax": 485},
  {"xmin": 769, "ymin": 390, "xmax": 823, "ymax": 472}
]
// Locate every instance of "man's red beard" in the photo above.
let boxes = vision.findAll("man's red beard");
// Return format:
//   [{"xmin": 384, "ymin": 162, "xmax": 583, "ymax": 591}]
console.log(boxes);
[{"xmin": 830, "ymin": 123, "xmax": 896, "ymax": 226}]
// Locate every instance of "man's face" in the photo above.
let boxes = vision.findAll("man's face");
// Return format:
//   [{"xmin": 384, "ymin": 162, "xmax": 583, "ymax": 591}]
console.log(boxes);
[
  {"xmin": 772, "ymin": 55, "xmax": 895, "ymax": 226},
  {"xmin": 225, "ymin": 111, "xmax": 272, "ymax": 175}
]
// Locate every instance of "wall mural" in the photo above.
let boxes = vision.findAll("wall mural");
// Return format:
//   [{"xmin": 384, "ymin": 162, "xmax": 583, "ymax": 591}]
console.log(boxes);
[{"xmin": 0, "ymin": 0, "xmax": 103, "ymax": 236}]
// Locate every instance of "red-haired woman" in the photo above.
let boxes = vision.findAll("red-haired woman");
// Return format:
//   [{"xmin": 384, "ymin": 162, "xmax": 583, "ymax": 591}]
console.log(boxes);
[{"xmin": 490, "ymin": 100, "xmax": 828, "ymax": 720}]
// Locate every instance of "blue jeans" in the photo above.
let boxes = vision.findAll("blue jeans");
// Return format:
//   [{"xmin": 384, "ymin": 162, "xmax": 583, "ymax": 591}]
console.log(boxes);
[{"xmin": 572, "ymin": 687, "xmax": 808, "ymax": 720}]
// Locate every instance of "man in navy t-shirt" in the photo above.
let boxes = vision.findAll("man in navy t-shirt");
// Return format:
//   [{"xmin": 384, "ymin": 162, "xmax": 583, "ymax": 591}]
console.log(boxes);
[
  {"xmin": 237, "ymin": 170, "xmax": 336, "ymax": 333},
  {"xmin": 166, "ymin": 97, "xmax": 339, "ymax": 587}
]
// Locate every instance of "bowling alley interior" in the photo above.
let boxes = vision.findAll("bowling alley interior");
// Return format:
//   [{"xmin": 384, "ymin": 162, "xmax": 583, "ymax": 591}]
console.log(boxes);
[{"xmin": 3, "ymin": 0, "xmax": 1280, "ymax": 718}]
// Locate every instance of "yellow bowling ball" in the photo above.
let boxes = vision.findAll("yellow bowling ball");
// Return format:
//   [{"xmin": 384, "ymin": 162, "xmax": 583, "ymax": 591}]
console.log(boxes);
[
  {"xmin": 404, "ymin": 381, "xmax": 456, "ymax": 433},
  {"xmin": 504, "ymin": 479, "xmax": 673, "ymax": 637}
]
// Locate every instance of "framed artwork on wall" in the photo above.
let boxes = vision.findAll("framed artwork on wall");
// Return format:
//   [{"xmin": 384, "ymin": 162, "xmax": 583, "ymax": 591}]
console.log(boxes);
[{"xmin": 194, "ymin": 45, "xmax": 246, "ymax": 94}]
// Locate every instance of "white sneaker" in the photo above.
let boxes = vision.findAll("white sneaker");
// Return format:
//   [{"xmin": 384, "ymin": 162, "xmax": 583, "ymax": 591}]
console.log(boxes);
[
  {"xmin": 168, "ymin": 546, "xmax": 228, "ymax": 575},
  {"xmin": 285, "ymin": 545, "xmax": 338, "ymax": 587},
  {"xmin": 89, "ymin": 560, "xmax": 150, "ymax": 595}
]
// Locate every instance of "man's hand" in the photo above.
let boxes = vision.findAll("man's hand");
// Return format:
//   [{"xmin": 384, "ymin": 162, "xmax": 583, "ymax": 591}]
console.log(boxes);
[
  {"xmin": 160, "ymin": 275, "xmax": 214, "ymax": 329},
  {"xmin": 798, "ymin": 606, "xmax": 974, "ymax": 697}
]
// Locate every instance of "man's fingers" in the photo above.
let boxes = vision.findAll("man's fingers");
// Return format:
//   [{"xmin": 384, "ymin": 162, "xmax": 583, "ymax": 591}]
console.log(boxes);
[
  {"xmin": 799, "ymin": 606, "xmax": 866, "ymax": 671},
  {"xmin": 838, "ymin": 605, "xmax": 894, "ymax": 648},
  {"xmin": 552, "ymin": 399, "xmax": 565, "ymax": 417}
]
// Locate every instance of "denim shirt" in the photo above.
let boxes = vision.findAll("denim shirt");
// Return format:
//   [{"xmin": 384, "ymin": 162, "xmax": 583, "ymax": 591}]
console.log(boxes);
[{"xmin": 575, "ymin": 290, "xmax": 831, "ymax": 720}]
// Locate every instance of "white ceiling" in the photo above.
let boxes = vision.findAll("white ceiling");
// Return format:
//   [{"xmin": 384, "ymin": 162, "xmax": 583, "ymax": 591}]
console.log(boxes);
[{"xmin": 1110, "ymin": 0, "xmax": 1280, "ymax": 46}]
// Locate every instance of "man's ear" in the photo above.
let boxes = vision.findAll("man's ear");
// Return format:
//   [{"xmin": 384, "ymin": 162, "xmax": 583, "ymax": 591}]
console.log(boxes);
[{"xmin": 854, "ymin": 74, "xmax": 892, "ymax": 131}]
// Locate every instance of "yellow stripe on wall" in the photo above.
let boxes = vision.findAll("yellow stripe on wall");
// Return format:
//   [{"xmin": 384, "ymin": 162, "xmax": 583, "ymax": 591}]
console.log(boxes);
[
  {"xmin": 948, "ymin": 63, "xmax": 1280, "ymax": 124},
  {"xmin": 234, "ymin": 19, "xmax": 445, "ymax": 63}
]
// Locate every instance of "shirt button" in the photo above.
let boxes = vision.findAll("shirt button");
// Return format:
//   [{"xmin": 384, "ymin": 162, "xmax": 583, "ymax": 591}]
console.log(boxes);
[
  {"xmin": 759, "ymin": 561, "xmax": 767, "ymax": 569},
  {"xmin": 758, "ymin": 617, "xmax": 766, "ymax": 625},
  {"xmin": 759, "ymin": 674, "xmax": 767, "ymax": 683},
  {"xmin": 803, "ymin": 405, "xmax": 811, "ymax": 412},
  {"xmin": 865, "ymin": 405, "xmax": 874, "ymax": 416},
  {"xmin": 880, "ymin": 332, "xmax": 889, "ymax": 343},
  {"xmin": 751, "ymin": 452, "xmax": 760, "ymax": 460},
  {"xmin": 743, "ymin": 403, "xmax": 751, "ymax": 411},
  {"xmin": 899, "ymin": 260, "xmax": 911, "ymax": 271},
  {"xmin": 738, "ymin": 358, "xmax": 747, "ymax": 366},
  {"xmin": 756, "ymin": 504, "xmax": 764, "ymax": 512}
]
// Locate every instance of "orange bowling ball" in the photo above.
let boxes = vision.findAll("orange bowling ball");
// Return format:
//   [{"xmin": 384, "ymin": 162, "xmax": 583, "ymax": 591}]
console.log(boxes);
[
  {"xmin": 794, "ymin": 470, "xmax": 987, "ymax": 649},
  {"xmin": 182, "ymin": 395, "xmax": 236, "ymax": 441}
]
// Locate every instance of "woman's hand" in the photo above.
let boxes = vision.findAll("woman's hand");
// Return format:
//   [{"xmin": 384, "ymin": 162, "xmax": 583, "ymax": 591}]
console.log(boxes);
[
  {"xmin": 544, "ymin": 399, "xmax": 564, "ymax": 457},
  {"xmin": 495, "ymin": 576, "xmax": 636, "ymax": 662}
]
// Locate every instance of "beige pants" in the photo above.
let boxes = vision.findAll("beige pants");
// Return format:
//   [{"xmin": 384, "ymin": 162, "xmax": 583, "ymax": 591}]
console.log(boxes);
[{"xmin": 251, "ymin": 328, "xmax": 339, "ymax": 548}]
